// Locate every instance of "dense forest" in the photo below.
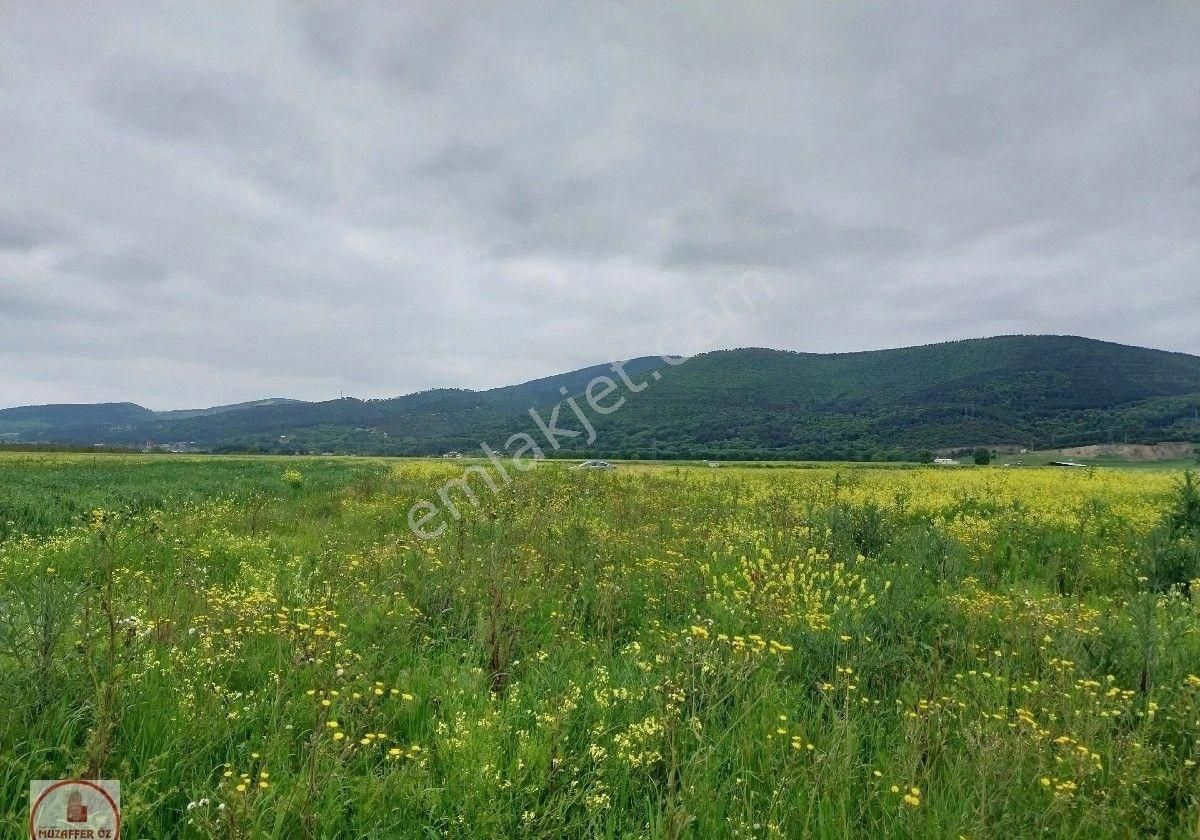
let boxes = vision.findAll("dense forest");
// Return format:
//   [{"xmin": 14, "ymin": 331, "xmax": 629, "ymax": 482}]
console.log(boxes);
[{"xmin": 4, "ymin": 336, "xmax": 1200, "ymax": 461}]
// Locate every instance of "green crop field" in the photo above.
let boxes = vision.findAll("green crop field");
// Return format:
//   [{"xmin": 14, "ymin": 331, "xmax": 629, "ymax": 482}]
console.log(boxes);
[{"xmin": 2, "ymin": 453, "xmax": 1199, "ymax": 838}]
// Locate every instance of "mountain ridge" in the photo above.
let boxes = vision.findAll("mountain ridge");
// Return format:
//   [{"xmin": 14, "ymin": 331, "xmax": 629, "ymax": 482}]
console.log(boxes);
[{"xmin": 3, "ymin": 336, "xmax": 1199, "ymax": 460}]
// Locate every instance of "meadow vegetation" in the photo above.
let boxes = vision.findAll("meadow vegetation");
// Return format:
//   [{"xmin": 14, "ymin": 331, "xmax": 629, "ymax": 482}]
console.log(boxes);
[{"xmin": 1, "ymin": 454, "xmax": 1199, "ymax": 837}]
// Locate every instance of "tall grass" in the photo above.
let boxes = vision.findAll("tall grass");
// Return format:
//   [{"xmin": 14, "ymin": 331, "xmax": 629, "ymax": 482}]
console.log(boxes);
[{"xmin": 0, "ymin": 456, "xmax": 1198, "ymax": 838}]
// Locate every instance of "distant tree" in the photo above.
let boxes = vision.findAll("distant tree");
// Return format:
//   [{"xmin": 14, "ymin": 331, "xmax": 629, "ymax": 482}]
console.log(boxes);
[
  {"xmin": 917, "ymin": 450, "xmax": 935, "ymax": 464},
  {"xmin": 973, "ymin": 447, "xmax": 992, "ymax": 466}
]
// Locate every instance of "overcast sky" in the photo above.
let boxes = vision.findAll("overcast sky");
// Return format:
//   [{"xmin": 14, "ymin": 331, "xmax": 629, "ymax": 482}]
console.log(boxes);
[{"xmin": 2, "ymin": 2, "xmax": 1198, "ymax": 409}]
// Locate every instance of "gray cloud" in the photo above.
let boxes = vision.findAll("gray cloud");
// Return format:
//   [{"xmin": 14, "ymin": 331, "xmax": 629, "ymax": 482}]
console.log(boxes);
[
  {"xmin": 0, "ymin": 0, "xmax": 1197, "ymax": 409},
  {"xmin": 0, "ymin": 211, "xmax": 62, "ymax": 252},
  {"xmin": 662, "ymin": 195, "xmax": 918, "ymax": 268}
]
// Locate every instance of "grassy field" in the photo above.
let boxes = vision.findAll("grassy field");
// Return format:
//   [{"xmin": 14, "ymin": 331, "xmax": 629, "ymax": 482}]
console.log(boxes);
[{"xmin": 2, "ymin": 454, "xmax": 1199, "ymax": 838}]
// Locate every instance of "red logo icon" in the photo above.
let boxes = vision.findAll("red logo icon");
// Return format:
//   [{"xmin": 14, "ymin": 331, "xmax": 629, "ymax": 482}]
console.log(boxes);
[{"xmin": 65, "ymin": 791, "xmax": 88, "ymax": 822}]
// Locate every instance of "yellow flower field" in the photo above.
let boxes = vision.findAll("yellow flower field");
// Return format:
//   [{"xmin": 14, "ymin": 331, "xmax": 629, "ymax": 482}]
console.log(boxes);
[{"xmin": 0, "ymin": 454, "xmax": 1198, "ymax": 838}]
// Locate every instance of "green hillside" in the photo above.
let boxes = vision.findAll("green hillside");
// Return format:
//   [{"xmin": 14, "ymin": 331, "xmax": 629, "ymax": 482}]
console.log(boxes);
[
  {"xmin": 564, "ymin": 337, "xmax": 1200, "ymax": 460},
  {"xmin": 0, "ymin": 402, "xmax": 152, "ymax": 440},
  {"xmin": 3, "ymin": 336, "xmax": 1199, "ymax": 460}
]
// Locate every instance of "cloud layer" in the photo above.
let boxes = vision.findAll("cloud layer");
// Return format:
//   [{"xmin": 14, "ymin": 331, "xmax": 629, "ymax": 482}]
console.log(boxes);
[{"xmin": 2, "ymin": 1, "xmax": 1197, "ymax": 408}]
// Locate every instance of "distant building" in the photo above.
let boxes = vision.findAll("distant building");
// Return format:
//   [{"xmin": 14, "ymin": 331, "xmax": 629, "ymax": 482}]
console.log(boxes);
[
  {"xmin": 573, "ymin": 460, "xmax": 614, "ymax": 470},
  {"xmin": 442, "ymin": 451, "xmax": 463, "ymax": 459},
  {"xmin": 933, "ymin": 458, "xmax": 959, "ymax": 466}
]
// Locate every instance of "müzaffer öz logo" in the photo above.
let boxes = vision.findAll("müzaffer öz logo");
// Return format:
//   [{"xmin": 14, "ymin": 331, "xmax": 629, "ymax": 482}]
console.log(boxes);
[{"xmin": 29, "ymin": 780, "xmax": 120, "ymax": 840}]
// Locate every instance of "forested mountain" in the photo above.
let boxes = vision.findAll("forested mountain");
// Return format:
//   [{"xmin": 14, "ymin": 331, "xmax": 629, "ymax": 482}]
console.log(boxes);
[{"xmin": 4, "ymin": 336, "xmax": 1199, "ymax": 460}]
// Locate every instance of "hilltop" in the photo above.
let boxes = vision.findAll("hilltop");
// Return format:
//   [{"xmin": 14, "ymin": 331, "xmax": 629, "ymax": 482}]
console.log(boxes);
[{"xmin": 3, "ymin": 336, "xmax": 1199, "ymax": 460}]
